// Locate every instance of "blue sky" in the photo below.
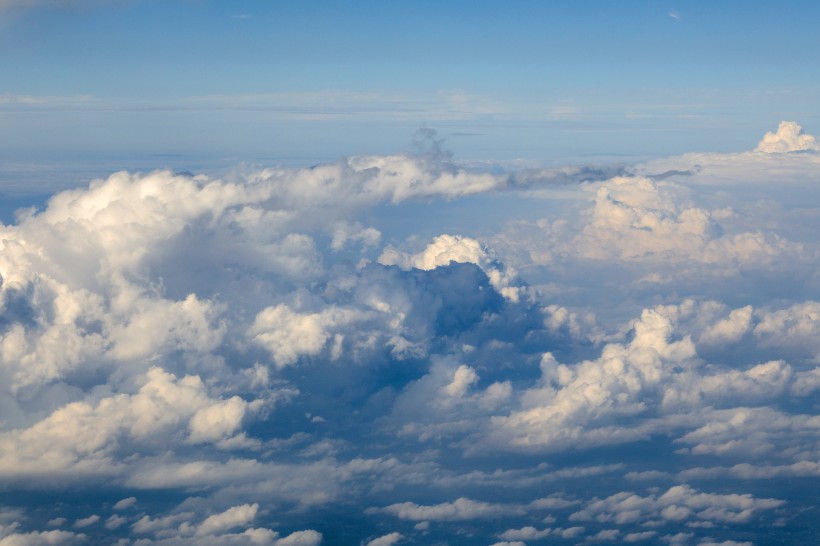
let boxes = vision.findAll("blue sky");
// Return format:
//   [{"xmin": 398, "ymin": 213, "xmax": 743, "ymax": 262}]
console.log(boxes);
[
  {"xmin": 2, "ymin": 1, "xmax": 820, "ymax": 170},
  {"xmin": 1, "ymin": 3, "xmax": 820, "ymax": 546}
]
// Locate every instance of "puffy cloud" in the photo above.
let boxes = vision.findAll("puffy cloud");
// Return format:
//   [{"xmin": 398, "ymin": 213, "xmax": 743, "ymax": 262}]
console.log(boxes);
[
  {"xmin": 698, "ymin": 306, "xmax": 753, "ymax": 346},
  {"xmin": 127, "ymin": 503, "xmax": 322, "ymax": 545},
  {"xmin": 575, "ymin": 176, "xmax": 793, "ymax": 267},
  {"xmin": 249, "ymin": 304, "xmax": 372, "ymax": 367},
  {"xmin": 375, "ymin": 497, "xmax": 525, "ymax": 521},
  {"xmin": 637, "ymin": 121, "xmax": 820, "ymax": 187},
  {"xmin": 113, "ymin": 497, "xmax": 136, "ymax": 510},
  {"xmin": 379, "ymin": 234, "xmax": 520, "ymax": 301},
  {"xmin": 755, "ymin": 121, "xmax": 820, "ymax": 153},
  {"xmin": 673, "ymin": 407, "xmax": 820, "ymax": 460},
  {"xmin": 0, "ymin": 530, "xmax": 86, "ymax": 546},
  {"xmin": 104, "ymin": 515, "xmax": 126, "ymax": 530},
  {"xmin": 569, "ymin": 485, "xmax": 784, "ymax": 525},
  {"xmin": 443, "ymin": 364, "xmax": 479, "ymax": 398},
  {"xmin": 195, "ymin": 504, "xmax": 258, "ymax": 537},
  {"xmin": 362, "ymin": 532, "xmax": 404, "ymax": 546},
  {"xmin": 679, "ymin": 460, "xmax": 820, "ymax": 480},
  {"xmin": 661, "ymin": 360, "xmax": 793, "ymax": 409},
  {"xmin": 753, "ymin": 301, "xmax": 820, "ymax": 359},
  {"xmin": 491, "ymin": 306, "xmax": 697, "ymax": 450},
  {"xmin": 0, "ymin": 367, "xmax": 265, "ymax": 482},
  {"xmin": 0, "ymin": 124, "xmax": 817, "ymax": 545},
  {"xmin": 72, "ymin": 515, "xmax": 99, "ymax": 528},
  {"xmin": 625, "ymin": 531, "xmax": 658, "ymax": 542},
  {"xmin": 274, "ymin": 531, "xmax": 322, "ymax": 546},
  {"xmin": 497, "ymin": 526, "xmax": 553, "ymax": 540},
  {"xmin": 390, "ymin": 358, "xmax": 512, "ymax": 443}
]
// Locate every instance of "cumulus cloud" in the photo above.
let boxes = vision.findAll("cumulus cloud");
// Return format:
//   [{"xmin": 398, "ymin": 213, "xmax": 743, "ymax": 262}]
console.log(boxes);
[
  {"xmin": 755, "ymin": 121, "xmax": 820, "ymax": 153},
  {"xmin": 125, "ymin": 502, "xmax": 322, "ymax": 545},
  {"xmin": 249, "ymin": 304, "xmax": 372, "ymax": 367},
  {"xmin": 72, "ymin": 515, "xmax": 99, "ymax": 528},
  {"xmin": 569, "ymin": 485, "xmax": 784, "ymax": 525},
  {"xmin": 498, "ymin": 526, "xmax": 549, "ymax": 540},
  {"xmin": 379, "ymin": 234, "xmax": 521, "ymax": 300},
  {"xmin": 491, "ymin": 306, "xmax": 697, "ymax": 450},
  {"xmin": 0, "ymin": 366, "xmax": 267, "ymax": 482},
  {"xmin": 195, "ymin": 504, "xmax": 258, "ymax": 537},
  {"xmin": 375, "ymin": 497, "xmax": 525, "ymax": 521},
  {"xmin": 575, "ymin": 176, "xmax": 793, "ymax": 267},
  {"xmin": 673, "ymin": 406, "xmax": 820, "ymax": 460},
  {"xmin": 0, "ymin": 123, "xmax": 818, "ymax": 545},
  {"xmin": 113, "ymin": 497, "xmax": 136, "ymax": 510},
  {"xmin": 753, "ymin": 300, "xmax": 820, "ymax": 359},
  {"xmin": 362, "ymin": 532, "xmax": 404, "ymax": 546},
  {"xmin": 0, "ymin": 530, "xmax": 86, "ymax": 546}
]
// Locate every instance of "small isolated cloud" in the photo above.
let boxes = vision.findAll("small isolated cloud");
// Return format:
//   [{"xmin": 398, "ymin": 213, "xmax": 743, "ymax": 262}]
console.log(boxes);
[
  {"xmin": 363, "ymin": 532, "xmax": 404, "ymax": 546},
  {"xmin": 755, "ymin": 121, "xmax": 820, "ymax": 153},
  {"xmin": 72, "ymin": 515, "xmax": 99, "ymax": 528},
  {"xmin": 113, "ymin": 497, "xmax": 137, "ymax": 510}
]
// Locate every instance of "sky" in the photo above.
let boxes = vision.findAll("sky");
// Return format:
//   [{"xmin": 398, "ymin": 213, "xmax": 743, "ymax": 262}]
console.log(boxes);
[
  {"xmin": 1, "ymin": 2, "xmax": 820, "ymax": 546},
  {"xmin": 2, "ymin": 0, "xmax": 820, "ymax": 173}
]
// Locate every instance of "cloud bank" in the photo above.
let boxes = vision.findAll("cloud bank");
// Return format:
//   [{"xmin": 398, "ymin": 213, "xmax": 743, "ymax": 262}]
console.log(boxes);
[{"xmin": 0, "ymin": 123, "xmax": 818, "ymax": 544}]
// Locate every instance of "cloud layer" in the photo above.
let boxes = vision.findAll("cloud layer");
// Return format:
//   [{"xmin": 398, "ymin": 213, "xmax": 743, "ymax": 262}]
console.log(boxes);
[{"xmin": 1, "ymin": 123, "xmax": 818, "ymax": 544}]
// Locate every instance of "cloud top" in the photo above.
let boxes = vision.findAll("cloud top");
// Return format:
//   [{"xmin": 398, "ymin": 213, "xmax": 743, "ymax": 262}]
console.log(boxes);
[{"xmin": 755, "ymin": 121, "xmax": 819, "ymax": 153}]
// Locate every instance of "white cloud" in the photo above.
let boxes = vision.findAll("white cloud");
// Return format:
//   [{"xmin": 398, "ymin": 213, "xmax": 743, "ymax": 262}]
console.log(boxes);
[
  {"xmin": 126, "ymin": 503, "xmax": 321, "ymax": 545},
  {"xmin": 680, "ymin": 460, "xmax": 820, "ymax": 480},
  {"xmin": 0, "ymin": 366, "xmax": 265, "ymax": 482},
  {"xmin": 104, "ymin": 515, "xmax": 126, "ymax": 530},
  {"xmin": 72, "ymin": 515, "xmax": 99, "ymax": 528},
  {"xmin": 674, "ymin": 407, "xmax": 820, "ymax": 460},
  {"xmin": 625, "ymin": 531, "xmax": 657, "ymax": 542},
  {"xmin": 375, "ymin": 497, "xmax": 524, "ymax": 521},
  {"xmin": 0, "ymin": 122, "xmax": 817, "ymax": 544},
  {"xmin": 570, "ymin": 485, "xmax": 783, "ymax": 525},
  {"xmin": 113, "ymin": 497, "xmax": 137, "ymax": 510},
  {"xmin": 0, "ymin": 530, "xmax": 86, "ymax": 546},
  {"xmin": 362, "ymin": 532, "xmax": 404, "ymax": 546},
  {"xmin": 755, "ymin": 121, "xmax": 820, "ymax": 153},
  {"xmin": 195, "ymin": 504, "xmax": 258, "ymax": 537},
  {"xmin": 379, "ymin": 234, "xmax": 520, "ymax": 301},
  {"xmin": 575, "ymin": 176, "xmax": 793, "ymax": 268},
  {"xmin": 498, "ymin": 526, "xmax": 553, "ymax": 540},
  {"xmin": 491, "ymin": 305, "xmax": 697, "ymax": 450},
  {"xmin": 753, "ymin": 301, "xmax": 820, "ymax": 359},
  {"xmin": 249, "ymin": 304, "xmax": 372, "ymax": 367},
  {"xmin": 698, "ymin": 306, "xmax": 753, "ymax": 346}
]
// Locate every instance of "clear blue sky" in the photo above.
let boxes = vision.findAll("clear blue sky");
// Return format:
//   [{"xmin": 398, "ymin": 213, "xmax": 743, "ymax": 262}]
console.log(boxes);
[{"xmin": 2, "ymin": 0, "xmax": 819, "ymax": 169}]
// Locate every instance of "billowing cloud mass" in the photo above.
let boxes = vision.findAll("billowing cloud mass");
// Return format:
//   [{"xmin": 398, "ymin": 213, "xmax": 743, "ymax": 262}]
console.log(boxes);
[
  {"xmin": 755, "ymin": 121, "xmax": 820, "ymax": 153},
  {"xmin": 1, "ymin": 123, "xmax": 818, "ymax": 544}
]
